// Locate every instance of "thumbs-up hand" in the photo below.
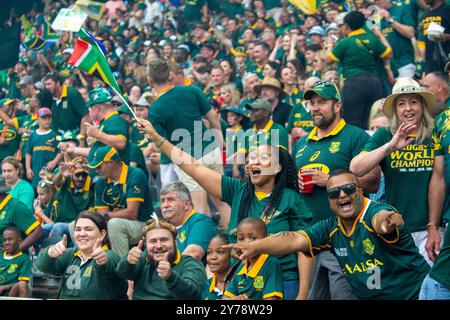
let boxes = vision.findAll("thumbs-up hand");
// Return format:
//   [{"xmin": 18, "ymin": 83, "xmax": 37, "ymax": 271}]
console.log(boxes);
[
  {"xmin": 92, "ymin": 238, "xmax": 108, "ymax": 266},
  {"xmin": 85, "ymin": 122, "xmax": 100, "ymax": 139},
  {"xmin": 127, "ymin": 240, "xmax": 144, "ymax": 265},
  {"xmin": 48, "ymin": 234, "xmax": 68, "ymax": 258},
  {"xmin": 157, "ymin": 252, "xmax": 172, "ymax": 280}
]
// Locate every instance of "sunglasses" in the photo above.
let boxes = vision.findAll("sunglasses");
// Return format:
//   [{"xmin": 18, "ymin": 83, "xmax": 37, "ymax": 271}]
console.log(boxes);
[
  {"xmin": 327, "ymin": 183, "xmax": 358, "ymax": 199},
  {"xmin": 314, "ymin": 80, "xmax": 342, "ymax": 100}
]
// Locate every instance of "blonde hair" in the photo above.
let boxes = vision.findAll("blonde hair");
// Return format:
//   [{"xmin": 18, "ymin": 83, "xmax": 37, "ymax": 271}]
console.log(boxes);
[
  {"xmin": 369, "ymin": 98, "xmax": 389, "ymax": 125},
  {"xmin": 220, "ymin": 83, "xmax": 241, "ymax": 106},
  {"xmin": 389, "ymin": 94, "xmax": 434, "ymax": 144}
]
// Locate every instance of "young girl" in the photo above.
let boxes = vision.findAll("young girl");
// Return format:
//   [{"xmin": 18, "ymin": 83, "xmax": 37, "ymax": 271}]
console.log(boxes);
[
  {"xmin": 34, "ymin": 180, "xmax": 59, "ymax": 249},
  {"xmin": 223, "ymin": 217, "xmax": 284, "ymax": 300},
  {"xmin": 201, "ymin": 234, "xmax": 232, "ymax": 300}
]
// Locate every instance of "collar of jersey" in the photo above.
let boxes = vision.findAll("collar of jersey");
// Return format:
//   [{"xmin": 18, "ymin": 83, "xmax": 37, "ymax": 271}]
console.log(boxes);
[
  {"xmin": 238, "ymin": 253, "xmax": 269, "ymax": 278},
  {"xmin": 253, "ymin": 119, "xmax": 274, "ymax": 133},
  {"xmin": 337, "ymin": 197, "xmax": 369, "ymax": 238},
  {"xmin": 0, "ymin": 194, "xmax": 12, "ymax": 211},
  {"xmin": 348, "ymin": 28, "xmax": 366, "ymax": 37},
  {"xmin": 209, "ymin": 273, "xmax": 218, "ymax": 292},
  {"xmin": 60, "ymin": 85, "xmax": 68, "ymax": 99},
  {"xmin": 69, "ymin": 175, "xmax": 91, "ymax": 192},
  {"xmin": 3, "ymin": 251, "xmax": 22, "ymax": 260},
  {"xmin": 307, "ymin": 119, "xmax": 346, "ymax": 141},
  {"xmin": 102, "ymin": 111, "xmax": 119, "ymax": 122},
  {"xmin": 180, "ymin": 209, "xmax": 196, "ymax": 227},
  {"xmin": 107, "ymin": 162, "xmax": 128, "ymax": 184}
]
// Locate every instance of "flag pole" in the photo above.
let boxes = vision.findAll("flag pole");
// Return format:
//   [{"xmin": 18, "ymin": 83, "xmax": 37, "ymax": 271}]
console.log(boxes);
[{"xmin": 110, "ymin": 86, "xmax": 139, "ymax": 120}]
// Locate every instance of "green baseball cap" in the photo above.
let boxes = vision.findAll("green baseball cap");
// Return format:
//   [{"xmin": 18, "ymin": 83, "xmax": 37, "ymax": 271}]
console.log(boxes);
[
  {"xmin": 117, "ymin": 105, "xmax": 133, "ymax": 117},
  {"xmin": 0, "ymin": 98, "xmax": 16, "ymax": 107},
  {"xmin": 88, "ymin": 145, "xmax": 121, "ymax": 168},
  {"xmin": 303, "ymin": 80, "xmax": 341, "ymax": 101},
  {"xmin": 87, "ymin": 87, "xmax": 112, "ymax": 107},
  {"xmin": 56, "ymin": 130, "xmax": 78, "ymax": 143},
  {"xmin": 244, "ymin": 98, "xmax": 272, "ymax": 113}
]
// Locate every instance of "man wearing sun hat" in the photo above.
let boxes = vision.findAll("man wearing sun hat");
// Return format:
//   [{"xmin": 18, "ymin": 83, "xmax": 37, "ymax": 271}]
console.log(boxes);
[
  {"xmin": 88, "ymin": 145, "xmax": 153, "ymax": 257},
  {"xmin": 255, "ymin": 77, "xmax": 292, "ymax": 127},
  {"xmin": 292, "ymin": 80, "xmax": 380, "ymax": 300}
]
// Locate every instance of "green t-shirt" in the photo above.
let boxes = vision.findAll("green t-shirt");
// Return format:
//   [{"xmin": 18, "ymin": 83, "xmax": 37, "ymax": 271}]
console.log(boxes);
[
  {"xmin": 292, "ymin": 120, "xmax": 370, "ymax": 223},
  {"xmin": 94, "ymin": 164, "xmax": 152, "ymax": 222},
  {"xmin": 221, "ymin": 175, "xmax": 312, "ymax": 281},
  {"xmin": 201, "ymin": 274, "xmax": 224, "ymax": 300},
  {"xmin": 286, "ymin": 103, "xmax": 313, "ymax": 134},
  {"xmin": 50, "ymin": 85, "xmax": 88, "ymax": 132},
  {"xmin": 12, "ymin": 113, "xmax": 38, "ymax": 150},
  {"xmin": 379, "ymin": 4, "xmax": 415, "ymax": 68},
  {"xmin": 177, "ymin": 211, "xmax": 217, "ymax": 256},
  {"xmin": 129, "ymin": 143, "xmax": 148, "ymax": 178},
  {"xmin": 301, "ymin": 198, "xmax": 430, "ymax": 299},
  {"xmin": 432, "ymin": 109, "xmax": 450, "ymax": 223},
  {"xmin": 224, "ymin": 254, "xmax": 284, "ymax": 300},
  {"xmin": 241, "ymin": 119, "xmax": 289, "ymax": 153},
  {"xmin": 281, "ymin": 87, "xmax": 303, "ymax": 108},
  {"xmin": 0, "ymin": 120, "xmax": 20, "ymax": 162},
  {"xmin": 225, "ymin": 126, "xmax": 246, "ymax": 160},
  {"xmin": 183, "ymin": 0, "xmax": 206, "ymax": 23},
  {"xmin": 129, "ymin": 121, "xmax": 149, "ymax": 150},
  {"xmin": 0, "ymin": 251, "xmax": 31, "ymax": 285},
  {"xmin": 330, "ymin": 28, "xmax": 391, "ymax": 79},
  {"xmin": 25, "ymin": 129, "xmax": 60, "ymax": 187},
  {"xmin": 88, "ymin": 111, "xmax": 130, "ymax": 169},
  {"xmin": 42, "ymin": 199, "xmax": 59, "ymax": 223},
  {"xmin": 429, "ymin": 224, "xmax": 450, "ymax": 290},
  {"xmin": 9, "ymin": 179, "xmax": 34, "ymax": 211},
  {"xmin": 115, "ymin": 250, "xmax": 207, "ymax": 300},
  {"xmin": 36, "ymin": 246, "xmax": 127, "ymax": 300},
  {"xmin": 0, "ymin": 195, "xmax": 40, "ymax": 248},
  {"xmin": 362, "ymin": 127, "xmax": 434, "ymax": 232},
  {"xmin": 148, "ymin": 86, "xmax": 215, "ymax": 165},
  {"xmin": 56, "ymin": 176, "xmax": 94, "ymax": 223}
]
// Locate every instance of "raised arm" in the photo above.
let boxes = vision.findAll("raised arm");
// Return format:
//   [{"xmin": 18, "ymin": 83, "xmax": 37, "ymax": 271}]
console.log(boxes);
[
  {"xmin": 372, "ymin": 210, "xmax": 404, "ymax": 235},
  {"xmin": 224, "ymin": 231, "xmax": 310, "ymax": 260},
  {"xmin": 137, "ymin": 119, "xmax": 223, "ymax": 199}
]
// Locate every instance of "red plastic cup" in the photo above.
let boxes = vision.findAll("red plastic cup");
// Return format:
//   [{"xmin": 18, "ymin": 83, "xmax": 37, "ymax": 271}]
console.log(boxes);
[{"xmin": 300, "ymin": 169, "xmax": 314, "ymax": 194}]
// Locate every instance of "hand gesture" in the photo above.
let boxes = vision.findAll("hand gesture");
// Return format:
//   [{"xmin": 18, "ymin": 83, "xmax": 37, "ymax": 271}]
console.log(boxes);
[
  {"xmin": 92, "ymin": 238, "xmax": 108, "ymax": 266},
  {"xmin": 26, "ymin": 168, "xmax": 34, "ymax": 180},
  {"xmin": 389, "ymin": 122, "xmax": 416, "ymax": 151},
  {"xmin": 136, "ymin": 119, "xmax": 157, "ymax": 141},
  {"xmin": 85, "ymin": 122, "xmax": 101, "ymax": 139},
  {"xmin": 425, "ymin": 227, "xmax": 441, "ymax": 262},
  {"xmin": 48, "ymin": 234, "xmax": 68, "ymax": 258},
  {"xmin": 298, "ymin": 169, "xmax": 329, "ymax": 189},
  {"xmin": 379, "ymin": 211, "xmax": 403, "ymax": 234},
  {"xmin": 127, "ymin": 240, "xmax": 143, "ymax": 265},
  {"xmin": 223, "ymin": 242, "xmax": 256, "ymax": 261},
  {"xmin": 157, "ymin": 252, "xmax": 172, "ymax": 280},
  {"xmin": 59, "ymin": 162, "xmax": 73, "ymax": 177}
]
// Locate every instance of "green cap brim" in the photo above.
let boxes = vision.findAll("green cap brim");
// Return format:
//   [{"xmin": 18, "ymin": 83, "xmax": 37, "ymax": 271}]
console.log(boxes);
[{"xmin": 88, "ymin": 160, "xmax": 103, "ymax": 169}]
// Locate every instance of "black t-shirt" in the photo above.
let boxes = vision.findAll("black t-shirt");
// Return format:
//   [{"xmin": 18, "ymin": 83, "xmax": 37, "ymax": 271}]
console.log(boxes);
[{"xmin": 272, "ymin": 101, "xmax": 292, "ymax": 127}]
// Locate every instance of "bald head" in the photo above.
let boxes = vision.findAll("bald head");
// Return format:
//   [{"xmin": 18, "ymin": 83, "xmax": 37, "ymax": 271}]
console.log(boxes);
[{"xmin": 422, "ymin": 72, "xmax": 449, "ymax": 103}]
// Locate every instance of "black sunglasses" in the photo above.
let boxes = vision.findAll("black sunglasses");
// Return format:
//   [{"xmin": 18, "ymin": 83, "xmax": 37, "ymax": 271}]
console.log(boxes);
[{"xmin": 327, "ymin": 183, "xmax": 358, "ymax": 199}]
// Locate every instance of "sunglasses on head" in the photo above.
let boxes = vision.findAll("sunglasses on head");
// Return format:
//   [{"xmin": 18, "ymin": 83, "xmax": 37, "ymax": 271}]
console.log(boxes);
[{"xmin": 327, "ymin": 183, "xmax": 358, "ymax": 199}]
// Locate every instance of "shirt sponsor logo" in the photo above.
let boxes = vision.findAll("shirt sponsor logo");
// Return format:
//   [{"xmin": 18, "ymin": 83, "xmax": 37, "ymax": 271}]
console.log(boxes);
[
  {"xmin": 301, "ymin": 163, "xmax": 330, "ymax": 174},
  {"xmin": 344, "ymin": 258, "xmax": 384, "ymax": 274},
  {"xmin": 0, "ymin": 211, "xmax": 6, "ymax": 220},
  {"xmin": 7, "ymin": 264, "xmax": 18, "ymax": 274},
  {"xmin": 309, "ymin": 151, "xmax": 320, "ymax": 161},
  {"xmin": 179, "ymin": 231, "xmax": 186, "ymax": 243},
  {"xmin": 362, "ymin": 238, "xmax": 375, "ymax": 256}
]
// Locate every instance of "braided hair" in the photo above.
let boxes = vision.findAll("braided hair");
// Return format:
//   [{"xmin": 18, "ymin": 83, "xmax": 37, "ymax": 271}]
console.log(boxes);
[{"xmin": 237, "ymin": 146, "xmax": 299, "ymax": 223}]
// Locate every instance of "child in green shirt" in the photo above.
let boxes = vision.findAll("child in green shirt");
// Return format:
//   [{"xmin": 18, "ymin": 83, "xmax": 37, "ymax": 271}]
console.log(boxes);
[
  {"xmin": 224, "ymin": 217, "xmax": 284, "ymax": 300},
  {"xmin": 0, "ymin": 226, "xmax": 31, "ymax": 297}
]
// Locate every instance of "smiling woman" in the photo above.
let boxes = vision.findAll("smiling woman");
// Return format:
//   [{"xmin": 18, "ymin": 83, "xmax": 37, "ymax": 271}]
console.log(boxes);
[
  {"xmin": 138, "ymin": 118, "xmax": 313, "ymax": 300},
  {"xmin": 350, "ymin": 78, "xmax": 440, "ymax": 264}
]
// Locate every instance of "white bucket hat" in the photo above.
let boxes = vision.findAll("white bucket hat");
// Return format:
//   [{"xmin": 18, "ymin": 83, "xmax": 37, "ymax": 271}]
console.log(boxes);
[{"xmin": 383, "ymin": 78, "xmax": 436, "ymax": 117}]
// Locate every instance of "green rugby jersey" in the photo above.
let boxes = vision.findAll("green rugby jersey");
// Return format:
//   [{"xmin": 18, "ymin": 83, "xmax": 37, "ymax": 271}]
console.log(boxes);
[
  {"xmin": 0, "ymin": 251, "xmax": 31, "ymax": 286},
  {"xmin": 282, "ymin": 86, "xmax": 303, "ymax": 107},
  {"xmin": 286, "ymin": 103, "xmax": 313, "ymax": 134},
  {"xmin": 239, "ymin": 119, "xmax": 289, "ymax": 153},
  {"xmin": 148, "ymin": 85, "xmax": 215, "ymax": 165},
  {"xmin": 300, "ymin": 198, "xmax": 430, "ymax": 299},
  {"xmin": 94, "ymin": 164, "xmax": 152, "ymax": 222},
  {"xmin": 201, "ymin": 274, "xmax": 224, "ymax": 300},
  {"xmin": 0, "ymin": 120, "xmax": 20, "ymax": 162},
  {"xmin": 292, "ymin": 119, "xmax": 370, "ymax": 222},
  {"xmin": 25, "ymin": 129, "xmax": 60, "ymax": 187},
  {"xmin": 224, "ymin": 254, "xmax": 283, "ymax": 300},
  {"xmin": 88, "ymin": 111, "xmax": 130, "ymax": 168},
  {"xmin": 432, "ymin": 109, "xmax": 450, "ymax": 223},
  {"xmin": 221, "ymin": 175, "xmax": 312, "ymax": 281},
  {"xmin": 177, "ymin": 210, "xmax": 217, "ymax": 256},
  {"xmin": 362, "ymin": 127, "xmax": 434, "ymax": 232},
  {"xmin": 56, "ymin": 175, "xmax": 94, "ymax": 223},
  {"xmin": 12, "ymin": 113, "xmax": 38, "ymax": 149},
  {"xmin": 429, "ymin": 224, "xmax": 450, "ymax": 290},
  {"xmin": 0, "ymin": 195, "xmax": 40, "ymax": 248},
  {"xmin": 37, "ymin": 245, "xmax": 127, "ymax": 300},
  {"xmin": 330, "ymin": 28, "xmax": 391, "ymax": 79}
]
